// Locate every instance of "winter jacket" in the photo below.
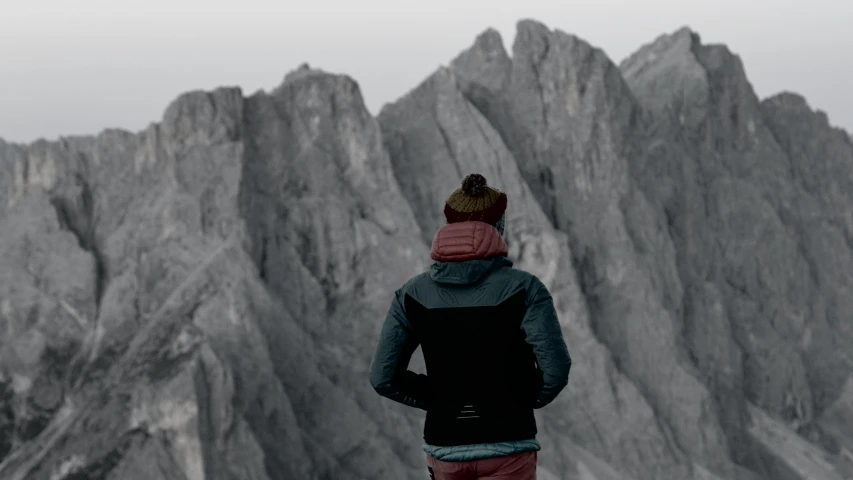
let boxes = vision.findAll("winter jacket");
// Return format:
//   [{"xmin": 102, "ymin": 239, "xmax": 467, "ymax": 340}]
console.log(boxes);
[{"xmin": 369, "ymin": 221, "xmax": 571, "ymax": 461}]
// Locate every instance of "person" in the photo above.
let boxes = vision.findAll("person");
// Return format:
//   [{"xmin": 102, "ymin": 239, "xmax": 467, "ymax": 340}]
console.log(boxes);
[{"xmin": 370, "ymin": 173, "xmax": 572, "ymax": 480}]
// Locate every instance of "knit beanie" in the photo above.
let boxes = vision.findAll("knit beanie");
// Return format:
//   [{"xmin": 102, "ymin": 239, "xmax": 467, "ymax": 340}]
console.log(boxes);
[{"xmin": 444, "ymin": 174, "xmax": 508, "ymax": 233}]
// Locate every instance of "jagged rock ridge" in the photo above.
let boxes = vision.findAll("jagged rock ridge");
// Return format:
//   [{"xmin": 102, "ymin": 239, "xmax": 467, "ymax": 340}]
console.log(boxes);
[{"xmin": 1, "ymin": 20, "xmax": 852, "ymax": 480}]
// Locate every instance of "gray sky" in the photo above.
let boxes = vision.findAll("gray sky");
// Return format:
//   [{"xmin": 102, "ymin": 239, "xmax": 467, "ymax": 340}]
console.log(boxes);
[{"xmin": 2, "ymin": 0, "xmax": 851, "ymax": 143}]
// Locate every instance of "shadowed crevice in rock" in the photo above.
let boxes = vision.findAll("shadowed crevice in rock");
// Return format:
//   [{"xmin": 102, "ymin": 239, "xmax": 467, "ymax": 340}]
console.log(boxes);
[
  {"xmin": 236, "ymin": 87, "xmax": 332, "ymax": 324},
  {"xmin": 0, "ymin": 382, "xmax": 12, "ymax": 462},
  {"xmin": 48, "ymin": 173, "xmax": 107, "ymax": 311}
]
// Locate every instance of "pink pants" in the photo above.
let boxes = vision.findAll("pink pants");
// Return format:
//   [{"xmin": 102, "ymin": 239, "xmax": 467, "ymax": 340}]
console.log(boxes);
[{"xmin": 426, "ymin": 451, "xmax": 537, "ymax": 480}]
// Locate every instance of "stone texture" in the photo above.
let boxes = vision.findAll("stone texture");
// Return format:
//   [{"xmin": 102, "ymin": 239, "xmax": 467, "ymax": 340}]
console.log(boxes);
[
  {"xmin": 0, "ymin": 19, "xmax": 851, "ymax": 480},
  {"xmin": 0, "ymin": 73, "xmax": 430, "ymax": 479},
  {"xmin": 622, "ymin": 27, "xmax": 853, "ymax": 479}
]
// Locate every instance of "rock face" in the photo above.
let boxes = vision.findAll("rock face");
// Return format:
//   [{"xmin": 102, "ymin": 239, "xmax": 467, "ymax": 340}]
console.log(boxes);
[{"xmin": 1, "ymin": 20, "xmax": 852, "ymax": 480}]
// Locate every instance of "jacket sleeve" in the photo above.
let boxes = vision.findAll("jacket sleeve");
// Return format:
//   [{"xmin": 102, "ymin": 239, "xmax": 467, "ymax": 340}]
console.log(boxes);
[
  {"xmin": 522, "ymin": 277, "xmax": 572, "ymax": 408},
  {"xmin": 369, "ymin": 289, "xmax": 429, "ymax": 410}
]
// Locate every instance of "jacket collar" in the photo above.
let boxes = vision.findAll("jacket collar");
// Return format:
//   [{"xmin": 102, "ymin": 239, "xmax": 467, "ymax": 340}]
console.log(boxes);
[{"xmin": 429, "ymin": 256, "xmax": 513, "ymax": 285}]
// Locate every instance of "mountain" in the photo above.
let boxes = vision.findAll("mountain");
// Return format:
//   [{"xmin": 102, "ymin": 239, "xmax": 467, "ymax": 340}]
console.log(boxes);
[{"xmin": 1, "ymin": 19, "xmax": 852, "ymax": 480}]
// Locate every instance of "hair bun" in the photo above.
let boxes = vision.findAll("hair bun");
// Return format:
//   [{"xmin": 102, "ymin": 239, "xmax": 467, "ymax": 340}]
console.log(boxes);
[{"xmin": 461, "ymin": 173, "xmax": 488, "ymax": 196}]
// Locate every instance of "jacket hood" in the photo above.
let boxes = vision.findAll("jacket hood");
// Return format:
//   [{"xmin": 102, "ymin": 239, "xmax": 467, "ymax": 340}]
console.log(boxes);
[
  {"xmin": 428, "ymin": 221, "xmax": 512, "ymax": 285},
  {"xmin": 429, "ymin": 256, "xmax": 513, "ymax": 285},
  {"xmin": 430, "ymin": 221, "xmax": 508, "ymax": 262}
]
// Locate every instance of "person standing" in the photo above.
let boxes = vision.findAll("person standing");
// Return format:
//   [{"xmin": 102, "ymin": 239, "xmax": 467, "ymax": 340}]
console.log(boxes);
[{"xmin": 370, "ymin": 174, "xmax": 572, "ymax": 480}]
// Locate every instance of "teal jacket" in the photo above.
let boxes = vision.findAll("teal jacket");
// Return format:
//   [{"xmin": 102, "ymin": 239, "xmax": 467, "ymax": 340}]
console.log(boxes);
[{"xmin": 369, "ymin": 253, "xmax": 571, "ymax": 462}]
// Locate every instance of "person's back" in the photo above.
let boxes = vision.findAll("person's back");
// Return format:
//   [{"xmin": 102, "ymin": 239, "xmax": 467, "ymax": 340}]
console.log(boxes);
[{"xmin": 370, "ymin": 174, "xmax": 572, "ymax": 480}]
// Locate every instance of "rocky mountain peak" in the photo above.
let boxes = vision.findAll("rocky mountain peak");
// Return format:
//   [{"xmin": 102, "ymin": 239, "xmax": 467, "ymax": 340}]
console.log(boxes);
[
  {"xmin": 619, "ymin": 26, "xmax": 699, "ymax": 88},
  {"xmin": 281, "ymin": 62, "xmax": 321, "ymax": 84},
  {"xmin": 514, "ymin": 18, "xmax": 553, "ymax": 50},
  {"xmin": 471, "ymin": 27, "xmax": 506, "ymax": 56},
  {"xmin": 161, "ymin": 88, "xmax": 244, "ymax": 151},
  {"xmin": 450, "ymin": 27, "xmax": 511, "ymax": 93},
  {"xmin": 763, "ymin": 91, "xmax": 812, "ymax": 111},
  {"xmin": 622, "ymin": 26, "xmax": 769, "ymax": 160}
]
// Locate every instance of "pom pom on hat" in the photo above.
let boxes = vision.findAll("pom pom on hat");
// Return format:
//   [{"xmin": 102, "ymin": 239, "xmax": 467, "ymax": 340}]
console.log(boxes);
[{"xmin": 444, "ymin": 174, "xmax": 507, "ymax": 226}]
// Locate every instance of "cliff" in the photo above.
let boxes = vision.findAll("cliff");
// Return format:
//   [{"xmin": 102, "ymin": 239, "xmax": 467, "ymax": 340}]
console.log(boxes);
[{"xmin": 0, "ymin": 20, "xmax": 851, "ymax": 480}]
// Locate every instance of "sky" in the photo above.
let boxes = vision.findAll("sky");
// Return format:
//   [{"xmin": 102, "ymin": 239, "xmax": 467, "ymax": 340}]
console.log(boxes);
[{"xmin": 1, "ymin": 0, "xmax": 852, "ymax": 143}]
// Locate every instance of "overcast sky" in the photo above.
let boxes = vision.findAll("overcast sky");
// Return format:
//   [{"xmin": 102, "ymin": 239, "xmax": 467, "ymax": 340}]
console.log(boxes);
[{"xmin": 2, "ymin": 0, "xmax": 851, "ymax": 143}]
